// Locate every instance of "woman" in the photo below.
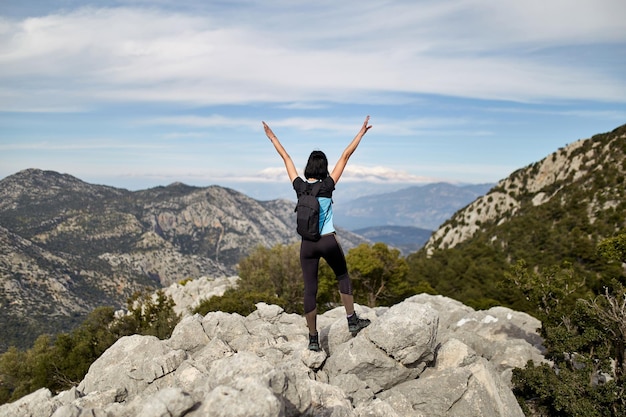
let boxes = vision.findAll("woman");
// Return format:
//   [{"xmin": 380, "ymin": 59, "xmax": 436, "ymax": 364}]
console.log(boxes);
[{"xmin": 262, "ymin": 116, "xmax": 373, "ymax": 351}]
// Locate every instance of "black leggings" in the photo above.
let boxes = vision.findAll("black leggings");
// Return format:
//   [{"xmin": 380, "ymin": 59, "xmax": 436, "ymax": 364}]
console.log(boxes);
[{"xmin": 300, "ymin": 233, "xmax": 353, "ymax": 314}]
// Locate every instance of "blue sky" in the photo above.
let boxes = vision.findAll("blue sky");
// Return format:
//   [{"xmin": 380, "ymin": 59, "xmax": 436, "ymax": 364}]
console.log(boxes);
[{"xmin": 1, "ymin": 0, "xmax": 625, "ymax": 200}]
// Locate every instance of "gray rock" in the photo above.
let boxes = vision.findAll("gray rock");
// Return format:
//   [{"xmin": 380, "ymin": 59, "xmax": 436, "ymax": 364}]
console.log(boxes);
[
  {"xmin": 73, "ymin": 388, "xmax": 127, "ymax": 411},
  {"xmin": 0, "ymin": 388, "xmax": 59, "ymax": 417},
  {"xmin": 292, "ymin": 378, "xmax": 353, "ymax": 417},
  {"xmin": 0, "ymin": 293, "xmax": 541, "ymax": 417},
  {"xmin": 205, "ymin": 351, "xmax": 281, "ymax": 391},
  {"xmin": 135, "ymin": 388, "xmax": 197, "ymax": 417},
  {"xmin": 325, "ymin": 335, "xmax": 419, "ymax": 393},
  {"xmin": 324, "ymin": 305, "xmax": 378, "ymax": 355},
  {"xmin": 380, "ymin": 353, "xmax": 525, "ymax": 417},
  {"xmin": 166, "ymin": 313, "xmax": 210, "ymax": 353},
  {"xmin": 201, "ymin": 310, "xmax": 249, "ymax": 344},
  {"xmin": 378, "ymin": 367, "xmax": 475, "ymax": 416},
  {"xmin": 164, "ymin": 276, "xmax": 240, "ymax": 317},
  {"xmin": 328, "ymin": 373, "xmax": 375, "ymax": 406},
  {"xmin": 442, "ymin": 303, "xmax": 546, "ymax": 385},
  {"xmin": 189, "ymin": 381, "xmax": 284, "ymax": 417},
  {"xmin": 54, "ymin": 386, "xmax": 82, "ymax": 406},
  {"xmin": 80, "ymin": 334, "xmax": 187, "ymax": 399},
  {"xmin": 353, "ymin": 399, "xmax": 402, "ymax": 417},
  {"xmin": 51, "ymin": 404, "xmax": 108, "ymax": 417},
  {"xmin": 366, "ymin": 302, "xmax": 438, "ymax": 365}
]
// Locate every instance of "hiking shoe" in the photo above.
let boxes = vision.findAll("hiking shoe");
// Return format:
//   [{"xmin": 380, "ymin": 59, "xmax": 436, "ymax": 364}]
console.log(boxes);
[
  {"xmin": 347, "ymin": 313, "xmax": 371, "ymax": 335},
  {"xmin": 308, "ymin": 333, "xmax": 320, "ymax": 352}
]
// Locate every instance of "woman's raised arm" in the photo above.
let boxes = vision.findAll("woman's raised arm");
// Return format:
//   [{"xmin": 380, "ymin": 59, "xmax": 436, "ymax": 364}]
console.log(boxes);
[
  {"xmin": 330, "ymin": 116, "xmax": 372, "ymax": 184},
  {"xmin": 263, "ymin": 121, "xmax": 298, "ymax": 183}
]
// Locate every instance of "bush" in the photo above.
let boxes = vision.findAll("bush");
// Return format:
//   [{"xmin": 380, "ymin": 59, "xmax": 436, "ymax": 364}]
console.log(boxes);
[
  {"xmin": 347, "ymin": 242, "xmax": 412, "ymax": 307},
  {"xmin": 193, "ymin": 288, "xmax": 283, "ymax": 316},
  {"xmin": 510, "ymin": 233, "xmax": 626, "ymax": 416},
  {"xmin": 197, "ymin": 242, "xmax": 417, "ymax": 316}
]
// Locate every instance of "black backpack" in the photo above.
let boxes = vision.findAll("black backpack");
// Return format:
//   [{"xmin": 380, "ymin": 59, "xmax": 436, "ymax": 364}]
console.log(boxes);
[{"xmin": 295, "ymin": 181, "xmax": 323, "ymax": 241}]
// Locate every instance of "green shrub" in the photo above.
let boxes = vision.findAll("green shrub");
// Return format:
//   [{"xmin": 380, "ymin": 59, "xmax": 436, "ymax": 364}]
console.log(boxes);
[
  {"xmin": 510, "ymin": 234, "xmax": 626, "ymax": 416},
  {"xmin": 193, "ymin": 288, "xmax": 283, "ymax": 316}
]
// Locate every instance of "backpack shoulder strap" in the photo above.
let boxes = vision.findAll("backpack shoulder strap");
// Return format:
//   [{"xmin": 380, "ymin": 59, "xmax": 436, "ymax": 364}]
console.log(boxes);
[{"xmin": 310, "ymin": 181, "xmax": 323, "ymax": 196}]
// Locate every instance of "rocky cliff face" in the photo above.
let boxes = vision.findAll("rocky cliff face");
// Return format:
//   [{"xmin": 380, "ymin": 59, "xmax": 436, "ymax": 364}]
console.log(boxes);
[
  {"xmin": 0, "ymin": 169, "xmax": 367, "ymax": 351},
  {"xmin": 0, "ymin": 286, "xmax": 544, "ymax": 417},
  {"xmin": 425, "ymin": 124, "xmax": 626, "ymax": 252}
]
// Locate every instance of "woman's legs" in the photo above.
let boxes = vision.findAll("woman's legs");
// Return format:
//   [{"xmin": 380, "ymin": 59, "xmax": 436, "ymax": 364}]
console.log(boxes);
[
  {"xmin": 304, "ymin": 308, "xmax": 317, "ymax": 335},
  {"xmin": 340, "ymin": 293, "xmax": 355, "ymax": 316},
  {"xmin": 300, "ymin": 240, "xmax": 320, "ymax": 335},
  {"xmin": 301, "ymin": 234, "xmax": 368, "ymax": 343},
  {"xmin": 322, "ymin": 236, "xmax": 354, "ymax": 315},
  {"xmin": 323, "ymin": 236, "xmax": 371, "ymax": 334}
]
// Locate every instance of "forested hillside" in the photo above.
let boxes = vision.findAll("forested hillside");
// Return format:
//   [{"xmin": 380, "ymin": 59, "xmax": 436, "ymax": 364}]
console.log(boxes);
[{"xmin": 408, "ymin": 124, "xmax": 626, "ymax": 312}]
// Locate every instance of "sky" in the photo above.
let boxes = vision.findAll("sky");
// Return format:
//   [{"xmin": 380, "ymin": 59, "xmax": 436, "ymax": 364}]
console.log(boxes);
[{"xmin": 1, "ymin": 0, "xmax": 625, "ymax": 200}]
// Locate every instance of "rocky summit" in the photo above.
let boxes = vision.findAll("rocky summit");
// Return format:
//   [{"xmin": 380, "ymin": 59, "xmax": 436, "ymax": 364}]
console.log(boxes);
[{"xmin": 0, "ymin": 289, "xmax": 544, "ymax": 417}]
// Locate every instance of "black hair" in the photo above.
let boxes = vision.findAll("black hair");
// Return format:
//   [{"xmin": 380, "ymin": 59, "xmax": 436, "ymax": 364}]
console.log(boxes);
[{"xmin": 304, "ymin": 150, "xmax": 329, "ymax": 180}]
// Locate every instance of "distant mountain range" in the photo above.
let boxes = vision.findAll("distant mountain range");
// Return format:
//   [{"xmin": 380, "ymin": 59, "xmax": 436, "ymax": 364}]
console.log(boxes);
[
  {"xmin": 334, "ymin": 182, "xmax": 494, "ymax": 231},
  {"xmin": 352, "ymin": 225, "xmax": 433, "ymax": 255}
]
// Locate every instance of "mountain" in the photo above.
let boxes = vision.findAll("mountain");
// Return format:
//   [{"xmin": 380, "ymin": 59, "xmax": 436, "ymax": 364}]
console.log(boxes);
[
  {"xmin": 333, "ymin": 182, "xmax": 494, "ymax": 231},
  {"xmin": 411, "ymin": 124, "xmax": 626, "ymax": 310},
  {"xmin": 0, "ymin": 169, "xmax": 367, "ymax": 351},
  {"xmin": 353, "ymin": 225, "xmax": 432, "ymax": 255},
  {"xmin": 426, "ymin": 124, "xmax": 626, "ymax": 253}
]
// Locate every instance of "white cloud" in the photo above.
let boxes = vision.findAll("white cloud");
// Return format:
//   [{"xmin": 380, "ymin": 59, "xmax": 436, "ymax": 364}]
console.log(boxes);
[
  {"xmin": 256, "ymin": 164, "xmax": 437, "ymax": 184},
  {"xmin": 340, "ymin": 165, "xmax": 438, "ymax": 183},
  {"xmin": 0, "ymin": 1, "xmax": 624, "ymax": 113},
  {"xmin": 142, "ymin": 115, "xmax": 259, "ymax": 129},
  {"xmin": 0, "ymin": 140, "xmax": 164, "ymax": 151},
  {"xmin": 140, "ymin": 113, "xmax": 488, "ymax": 138}
]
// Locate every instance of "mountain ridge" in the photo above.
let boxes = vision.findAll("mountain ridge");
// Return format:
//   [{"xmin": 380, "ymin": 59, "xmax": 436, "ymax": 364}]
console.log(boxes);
[
  {"xmin": 425, "ymin": 124, "xmax": 626, "ymax": 253},
  {"xmin": 0, "ymin": 171, "xmax": 368, "ymax": 351},
  {"xmin": 353, "ymin": 225, "xmax": 432, "ymax": 255},
  {"xmin": 405, "ymin": 124, "xmax": 626, "ymax": 312}
]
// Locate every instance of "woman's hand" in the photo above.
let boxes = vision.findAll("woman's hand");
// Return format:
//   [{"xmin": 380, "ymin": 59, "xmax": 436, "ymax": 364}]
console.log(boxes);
[
  {"xmin": 262, "ymin": 121, "xmax": 277, "ymax": 141},
  {"xmin": 360, "ymin": 115, "xmax": 372, "ymax": 136}
]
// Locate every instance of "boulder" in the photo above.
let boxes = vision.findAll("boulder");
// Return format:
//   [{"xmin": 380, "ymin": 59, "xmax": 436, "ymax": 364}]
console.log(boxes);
[
  {"xmin": 0, "ymin": 388, "xmax": 59, "ymax": 417},
  {"xmin": 366, "ymin": 302, "xmax": 438, "ymax": 366},
  {"xmin": 79, "ymin": 334, "xmax": 187, "ymax": 400},
  {"xmin": 190, "ymin": 381, "xmax": 284, "ymax": 417}
]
